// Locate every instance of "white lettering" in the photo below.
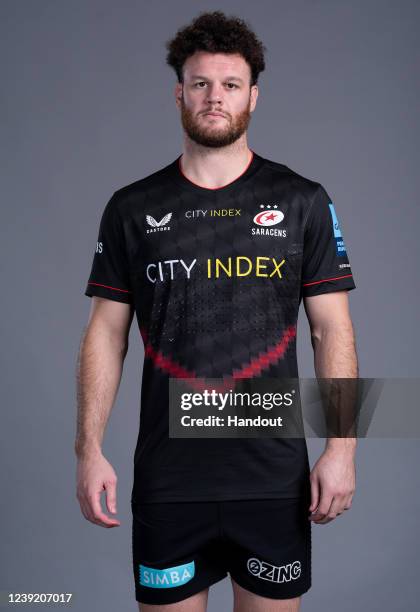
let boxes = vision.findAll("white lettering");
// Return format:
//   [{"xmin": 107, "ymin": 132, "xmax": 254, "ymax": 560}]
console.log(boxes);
[
  {"xmin": 170, "ymin": 571, "xmax": 180, "ymax": 583},
  {"xmin": 164, "ymin": 259, "xmax": 179, "ymax": 280},
  {"xmin": 146, "ymin": 264, "xmax": 156, "ymax": 283},
  {"xmin": 145, "ymin": 259, "xmax": 197, "ymax": 283}
]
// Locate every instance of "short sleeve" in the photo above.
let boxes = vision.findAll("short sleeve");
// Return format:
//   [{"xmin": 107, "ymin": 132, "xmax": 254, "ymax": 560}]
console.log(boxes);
[
  {"xmin": 301, "ymin": 183, "xmax": 356, "ymax": 297},
  {"xmin": 84, "ymin": 193, "xmax": 133, "ymax": 304}
]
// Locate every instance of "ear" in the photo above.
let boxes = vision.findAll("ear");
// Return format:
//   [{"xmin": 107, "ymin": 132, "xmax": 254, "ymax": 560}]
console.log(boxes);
[
  {"xmin": 250, "ymin": 84, "xmax": 259, "ymax": 112},
  {"xmin": 175, "ymin": 82, "xmax": 183, "ymax": 109}
]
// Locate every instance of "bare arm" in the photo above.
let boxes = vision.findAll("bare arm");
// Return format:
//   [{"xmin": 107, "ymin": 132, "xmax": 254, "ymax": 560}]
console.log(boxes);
[
  {"xmin": 75, "ymin": 296, "xmax": 134, "ymax": 527},
  {"xmin": 303, "ymin": 290, "xmax": 358, "ymax": 524}
]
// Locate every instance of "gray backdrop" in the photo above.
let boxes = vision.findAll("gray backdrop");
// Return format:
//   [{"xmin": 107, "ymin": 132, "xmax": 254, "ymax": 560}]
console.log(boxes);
[{"xmin": 1, "ymin": 1, "xmax": 419, "ymax": 610}]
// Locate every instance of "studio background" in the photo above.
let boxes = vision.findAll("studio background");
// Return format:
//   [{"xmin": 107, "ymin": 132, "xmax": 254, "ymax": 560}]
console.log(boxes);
[{"xmin": 1, "ymin": 1, "xmax": 419, "ymax": 610}]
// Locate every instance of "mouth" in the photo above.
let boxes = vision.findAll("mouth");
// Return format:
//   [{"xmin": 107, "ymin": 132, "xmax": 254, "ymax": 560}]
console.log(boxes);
[{"xmin": 203, "ymin": 112, "xmax": 227, "ymax": 118}]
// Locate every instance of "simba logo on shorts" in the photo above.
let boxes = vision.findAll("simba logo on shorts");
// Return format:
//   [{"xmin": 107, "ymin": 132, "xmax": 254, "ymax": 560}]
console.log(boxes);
[
  {"xmin": 139, "ymin": 561, "xmax": 195, "ymax": 588},
  {"xmin": 247, "ymin": 557, "xmax": 301, "ymax": 583}
]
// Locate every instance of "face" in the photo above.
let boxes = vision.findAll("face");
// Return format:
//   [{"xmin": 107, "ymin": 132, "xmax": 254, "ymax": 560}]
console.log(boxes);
[{"xmin": 175, "ymin": 51, "xmax": 258, "ymax": 148}]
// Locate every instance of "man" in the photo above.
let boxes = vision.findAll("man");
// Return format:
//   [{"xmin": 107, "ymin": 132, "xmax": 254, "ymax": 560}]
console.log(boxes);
[{"xmin": 76, "ymin": 10, "xmax": 357, "ymax": 612}]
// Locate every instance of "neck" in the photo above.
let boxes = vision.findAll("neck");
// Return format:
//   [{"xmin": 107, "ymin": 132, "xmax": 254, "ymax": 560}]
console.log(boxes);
[{"xmin": 180, "ymin": 137, "xmax": 253, "ymax": 189}]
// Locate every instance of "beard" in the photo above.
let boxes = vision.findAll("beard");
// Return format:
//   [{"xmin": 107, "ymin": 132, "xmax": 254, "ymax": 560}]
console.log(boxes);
[{"xmin": 180, "ymin": 92, "xmax": 252, "ymax": 148}]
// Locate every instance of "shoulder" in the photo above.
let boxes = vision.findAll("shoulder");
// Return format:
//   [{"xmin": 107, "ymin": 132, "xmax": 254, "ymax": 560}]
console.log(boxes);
[
  {"xmin": 259, "ymin": 155, "xmax": 324, "ymax": 202},
  {"xmin": 109, "ymin": 159, "xmax": 177, "ymax": 215}
]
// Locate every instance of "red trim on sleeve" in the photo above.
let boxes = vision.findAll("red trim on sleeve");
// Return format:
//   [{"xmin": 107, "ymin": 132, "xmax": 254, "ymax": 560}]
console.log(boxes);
[
  {"xmin": 87, "ymin": 282, "xmax": 132, "ymax": 294},
  {"xmin": 302, "ymin": 274, "xmax": 353, "ymax": 287}
]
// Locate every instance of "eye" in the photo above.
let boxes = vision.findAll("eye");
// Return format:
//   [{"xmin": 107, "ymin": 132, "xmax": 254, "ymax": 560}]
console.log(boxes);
[
  {"xmin": 226, "ymin": 83, "xmax": 238, "ymax": 89},
  {"xmin": 194, "ymin": 81, "xmax": 207, "ymax": 88}
]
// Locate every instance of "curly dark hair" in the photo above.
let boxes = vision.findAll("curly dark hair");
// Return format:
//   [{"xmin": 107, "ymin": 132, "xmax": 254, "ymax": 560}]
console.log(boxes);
[{"xmin": 165, "ymin": 11, "xmax": 266, "ymax": 86}]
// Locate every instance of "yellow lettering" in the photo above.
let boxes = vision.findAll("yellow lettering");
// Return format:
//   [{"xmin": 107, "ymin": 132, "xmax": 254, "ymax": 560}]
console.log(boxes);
[
  {"xmin": 256, "ymin": 256, "xmax": 270, "ymax": 277},
  {"xmin": 236, "ymin": 256, "xmax": 253, "ymax": 276},
  {"xmin": 207, "ymin": 256, "xmax": 286, "ymax": 279},
  {"xmin": 270, "ymin": 258, "xmax": 285, "ymax": 278},
  {"xmin": 215, "ymin": 257, "xmax": 232, "ymax": 278}
]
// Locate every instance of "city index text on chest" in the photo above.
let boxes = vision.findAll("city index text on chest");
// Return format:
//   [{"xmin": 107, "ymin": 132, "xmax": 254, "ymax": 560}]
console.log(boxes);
[{"xmin": 145, "ymin": 257, "xmax": 286, "ymax": 282}]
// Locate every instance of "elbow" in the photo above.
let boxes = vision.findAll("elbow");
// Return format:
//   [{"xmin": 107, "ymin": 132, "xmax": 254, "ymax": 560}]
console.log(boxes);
[
  {"xmin": 310, "ymin": 319, "xmax": 355, "ymax": 347},
  {"xmin": 309, "ymin": 325, "xmax": 324, "ymax": 348},
  {"xmin": 115, "ymin": 332, "xmax": 129, "ymax": 358},
  {"xmin": 121, "ymin": 340, "xmax": 129, "ymax": 359}
]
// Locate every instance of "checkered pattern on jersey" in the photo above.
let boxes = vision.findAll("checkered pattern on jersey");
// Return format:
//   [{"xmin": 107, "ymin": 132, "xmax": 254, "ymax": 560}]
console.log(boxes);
[{"xmin": 133, "ymin": 185, "xmax": 302, "ymax": 380}]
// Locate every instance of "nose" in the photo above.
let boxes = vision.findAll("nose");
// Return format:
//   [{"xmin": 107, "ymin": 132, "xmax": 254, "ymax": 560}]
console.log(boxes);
[{"xmin": 205, "ymin": 82, "xmax": 223, "ymax": 105}]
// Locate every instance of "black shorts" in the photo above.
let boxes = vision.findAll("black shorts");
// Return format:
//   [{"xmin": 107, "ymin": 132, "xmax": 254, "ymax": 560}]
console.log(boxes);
[{"xmin": 131, "ymin": 496, "xmax": 311, "ymax": 605}]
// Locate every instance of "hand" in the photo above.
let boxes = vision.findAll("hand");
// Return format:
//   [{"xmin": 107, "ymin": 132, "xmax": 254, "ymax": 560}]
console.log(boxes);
[
  {"xmin": 76, "ymin": 451, "xmax": 121, "ymax": 528},
  {"xmin": 308, "ymin": 447, "xmax": 355, "ymax": 524}
]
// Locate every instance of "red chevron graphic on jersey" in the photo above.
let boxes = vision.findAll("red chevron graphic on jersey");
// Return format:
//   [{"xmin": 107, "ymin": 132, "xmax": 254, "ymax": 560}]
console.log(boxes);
[{"xmin": 139, "ymin": 325, "xmax": 296, "ymax": 393}]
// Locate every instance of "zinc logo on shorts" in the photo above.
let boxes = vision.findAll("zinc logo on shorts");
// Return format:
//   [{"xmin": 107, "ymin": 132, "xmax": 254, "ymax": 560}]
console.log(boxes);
[
  {"xmin": 247, "ymin": 557, "xmax": 301, "ymax": 583},
  {"xmin": 139, "ymin": 561, "xmax": 195, "ymax": 588}
]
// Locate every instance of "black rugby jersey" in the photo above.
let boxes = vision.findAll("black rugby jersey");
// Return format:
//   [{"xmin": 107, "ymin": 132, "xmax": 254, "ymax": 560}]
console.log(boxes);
[{"xmin": 84, "ymin": 150, "xmax": 356, "ymax": 503}]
